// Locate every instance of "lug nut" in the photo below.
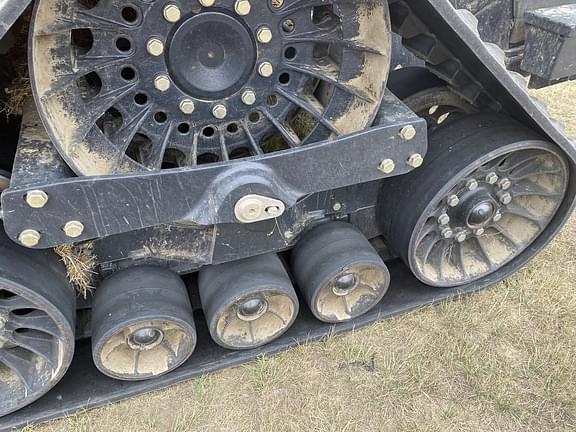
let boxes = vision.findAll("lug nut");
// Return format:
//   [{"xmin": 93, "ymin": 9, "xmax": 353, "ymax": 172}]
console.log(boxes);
[
  {"xmin": 18, "ymin": 229, "xmax": 41, "ymax": 248},
  {"xmin": 163, "ymin": 4, "xmax": 182, "ymax": 23},
  {"xmin": 199, "ymin": 0, "xmax": 216, "ymax": 6},
  {"xmin": 378, "ymin": 159, "xmax": 395, "ymax": 174},
  {"xmin": 474, "ymin": 228, "xmax": 485, "ymax": 236},
  {"xmin": 212, "ymin": 104, "xmax": 227, "ymax": 119},
  {"xmin": 235, "ymin": 0, "xmax": 251, "ymax": 15},
  {"xmin": 493, "ymin": 211, "xmax": 503, "ymax": 222},
  {"xmin": 241, "ymin": 89, "xmax": 257, "ymax": 106},
  {"xmin": 447, "ymin": 194, "xmax": 460, "ymax": 207},
  {"xmin": 441, "ymin": 227, "xmax": 454, "ymax": 239},
  {"xmin": 25, "ymin": 190, "xmax": 48, "ymax": 209},
  {"xmin": 258, "ymin": 62, "xmax": 274, "ymax": 78},
  {"xmin": 179, "ymin": 99, "xmax": 195, "ymax": 114},
  {"xmin": 257, "ymin": 27, "xmax": 273, "ymax": 44},
  {"xmin": 146, "ymin": 38, "xmax": 164, "ymax": 57},
  {"xmin": 154, "ymin": 75, "xmax": 171, "ymax": 92},
  {"xmin": 438, "ymin": 213, "xmax": 450, "ymax": 226},
  {"xmin": 63, "ymin": 221, "xmax": 84, "ymax": 238},
  {"xmin": 499, "ymin": 178, "xmax": 512, "ymax": 190},
  {"xmin": 466, "ymin": 179, "xmax": 478, "ymax": 191},
  {"xmin": 499, "ymin": 192, "xmax": 512, "ymax": 205},
  {"xmin": 485, "ymin": 172, "xmax": 499, "ymax": 185},
  {"xmin": 407, "ymin": 153, "xmax": 424, "ymax": 168},
  {"xmin": 455, "ymin": 232, "xmax": 467, "ymax": 243},
  {"xmin": 399, "ymin": 125, "xmax": 416, "ymax": 141}
]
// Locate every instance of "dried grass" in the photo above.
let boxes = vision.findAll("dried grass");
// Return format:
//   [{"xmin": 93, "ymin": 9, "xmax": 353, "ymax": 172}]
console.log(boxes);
[{"xmin": 54, "ymin": 243, "xmax": 97, "ymax": 298}]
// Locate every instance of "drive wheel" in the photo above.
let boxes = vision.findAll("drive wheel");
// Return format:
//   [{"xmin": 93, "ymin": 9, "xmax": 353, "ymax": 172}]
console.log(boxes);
[
  {"xmin": 31, "ymin": 0, "xmax": 391, "ymax": 175},
  {"xmin": 380, "ymin": 114, "xmax": 571, "ymax": 287}
]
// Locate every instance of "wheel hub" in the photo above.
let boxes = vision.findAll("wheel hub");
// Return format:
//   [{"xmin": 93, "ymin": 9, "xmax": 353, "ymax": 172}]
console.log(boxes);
[
  {"xmin": 127, "ymin": 327, "xmax": 164, "ymax": 351},
  {"xmin": 236, "ymin": 298, "xmax": 268, "ymax": 321},
  {"xmin": 168, "ymin": 12, "xmax": 256, "ymax": 99},
  {"xmin": 331, "ymin": 273, "xmax": 360, "ymax": 296}
]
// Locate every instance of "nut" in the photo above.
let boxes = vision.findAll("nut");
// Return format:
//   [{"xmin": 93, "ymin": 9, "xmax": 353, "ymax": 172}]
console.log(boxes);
[
  {"xmin": 455, "ymin": 232, "xmax": 467, "ymax": 243},
  {"xmin": 163, "ymin": 4, "xmax": 182, "ymax": 22},
  {"xmin": 146, "ymin": 38, "xmax": 164, "ymax": 56},
  {"xmin": 441, "ymin": 227, "xmax": 454, "ymax": 239},
  {"xmin": 258, "ymin": 62, "xmax": 274, "ymax": 78},
  {"xmin": 25, "ymin": 190, "xmax": 48, "ymax": 209},
  {"xmin": 474, "ymin": 228, "xmax": 485, "ymax": 236},
  {"xmin": 447, "ymin": 194, "xmax": 460, "ymax": 207},
  {"xmin": 406, "ymin": 153, "xmax": 424, "ymax": 168},
  {"xmin": 235, "ymin": 0, "xmax": 251, "ymax": 15},
  {"xmin": 241, "ymin": 89, "xmax": 257, "ymax": 106},
  {"xmin": 199, "ymin": 0, "xmax": 216, "ymax": 7},
  {"xmin": 466, "ymin": 179, "xmax": 479, "ymax": 191},
  {"xmin": 265, "ymin": 206, "xmax": 281, "ymax": 217},
  {"xmin": 499, "ymin": 178, "xmax": 512, "ymax": 190},
  {"xmin": 257, "ymin": 27, "xmax": 273, "ymax": 44},
  {"xmin": 154, "ymin": 75, "xmax": 171, "ymax": 92},
  {"xmin": 399, "ymin": 125, "xmax": 416, "ymax": 141},
  {"xmin": 499, "ymin": 192, "xmax": 512, "ymax": 205},
  {"xmin": 212, "ymin": 104, "xmax": 227, "ymax": 119},
  {"xmin": 438, "ymin": 213, "xmax": 450, "ymax": 226},
  {"xmin": 378, "ymin": 159, "xmax": 395, "ymax": 174},
  {"xmin": 63, "ymin": 221, "xmax": 85, "ymax": 238},
  {"xmin": 485, "ymin": 172, "xmax": 499, "ymax": 185},
  {"xmin": 18, "ymin": 229, "xmax": 41, "ymax": 248},
  {"xmin": 271, "ymin": 0, "xmax": 284, "ymax": 8},
  {"xmin": 333, "ymin": 202, "xmax": 342, "ymax": 212},
  {"xmin": 493, "ymin": 211, "xmax": 503, "ymax": 222},
  {"xmin": 179, "ymin": 99, "xmax": 195, "ymax": 114}
]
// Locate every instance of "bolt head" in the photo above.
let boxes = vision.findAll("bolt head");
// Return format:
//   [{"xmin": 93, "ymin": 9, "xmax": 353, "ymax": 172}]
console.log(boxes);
[
  {"xmin": 146, "ymin": 38, "xmax": 165, "ymax": 57},
  {"xmin": 0, "ymin": 316, "xmax": 6, "ymax": 329},
  {"xmin": 474, "ymin": 228, "xmax": 485, "ymax": 236},
  {"xmin": 257, "ymin": 27, "xmax": 273, "ymax": 44},
  {"xmin": 212, "ymin": 104, "xmax": 227, "ymax": 119},
  {"xmin": 241, "ymin": 89, "xmax": 257, "ymax": 106},
  {"xmin": 154, "ymin": 75, "xmax": 171, "ymax": 92},
  {"xmin": 441, "ymin": 227, "xmax": 454, "ymax": 239},
  {"xmin": 438, "ymin": 213, "xmax": 450, "ymax": 226},
  {"xmin": 499, "ymin": 178, "xmax": 512, "ymax": 190},
  {"xmin": 25, "ymin": 190, "xmax": 48, "ymax": 209},
  {"xmin": 199, "ymin": 0, "xmax": 216, "ymax": 6},
  {"xmin": 378, "ymin": 159, "xmax": 395, "ymax": 174},
  {"xmin": 399, "ymin": 125, "xmax": 417, "ymax": 141},
  {"xmin": 179, "ymin": 99, "xmax": 195, "ymax": 114},
  {"xmin": 499, "ymin": 192, "xmax": 512, "ymax": 205},
  {"xmin": 455, "ymin": 232, "xmax": 467, "ymax": 243},
  {"xmin": 63, "ymin": 221, "xmax": 85, "ymax": 238},
  {"xmin": 485, "ymin": 172, "xmax": 499, "ymax": 185},
  {"xmin": 18, "ymin": 229, "xmax": 41, "ymax": 248},
  {"xmin": 271, "ymin": 0, "xmax": 284, "ymax": 8},
  {"xmin": 265, "ymin": 206, "xmax": 281, "ymax": 217},
  {"xmin": 493, "ymin": 212, "xmax": 503, "ymax": 222},
  {"xmin": 447, "ymin": 194, "xmax": 460, "ymax": 207},
  {"xmin": 163, "ymin": 4, "xmax": 182, "ymax": 22},
  {"xmin": 258, "ymin": 62, "xmax": 274, "ymax": 78},
  {"xmin": 407, "ymin": 153, "xmax": 424, "ymax": 168},
  {"xmin": 333, "ymin": 202, "xmax": 342, "ymax": 212},
  {"xmin": 466, "ymin": 179, "xmax": 479, "ymax": 191},
  {"xmin": 235, "ymin": 0, "xmax": 251, "ymax": 15}
]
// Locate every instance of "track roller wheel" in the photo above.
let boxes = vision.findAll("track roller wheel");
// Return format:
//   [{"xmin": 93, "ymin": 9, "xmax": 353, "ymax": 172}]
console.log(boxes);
[
  {"xmin": 380, "ymin": 113, "xmax": 571, "ymax": 287},
  {"xmin": 0, "ymin": 240, "xmax": 75, "ymax": 416},
  {"xmin": 91, "ymin": 267, "xmax": 196, "ymax": 381},
  {"xmin": 291, "ymin": 222, "xmax": 390, "ymax": 323},
  {"xmin": 199, "ymin": 254, "xmax": 298, "ymax": 350}
]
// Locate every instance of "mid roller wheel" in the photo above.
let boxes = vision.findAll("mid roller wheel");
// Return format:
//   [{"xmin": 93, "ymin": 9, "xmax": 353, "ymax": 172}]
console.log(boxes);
[{"xmin": 380, "ymin": 114, "xmax": 572, "ymax": 287}]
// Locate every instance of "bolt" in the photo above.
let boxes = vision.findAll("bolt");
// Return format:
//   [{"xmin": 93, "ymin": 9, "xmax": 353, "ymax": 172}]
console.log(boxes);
[
  {"xmin": 0, "ymin": 316, "xmax": 6, "ymax": 330},
  {"xmin": 447, "ymin": 194, "xmax": 460, "ymax": 207},
  {"xmin": 438, "ymin": 213, "xmax": 450, "ymax": 226},
  {"xmin": 18, "ymin": 229, "xmax": 41, "ymax": 248},
  {"xmin": 441, "ymin": 227, "xmax": 454, "ymax": 239},
  {"xmin": 485, "ymin": 172, "xmax": 499, "ymax": 185},
  {"xmin": 241, "ymin": 89, "xmax": 257, "ymax": 106},
  {"xmin": 284, "ymin": 229, "xmax": 294, "ymax": 239},
  {"xmin": 399, "ymin": 125, "xmax": 416, "ymax": 141},
  {"xmin": 455, "ymin": 232, "xmax": 467, "ymax": 243},
  {"xmin": 146, "ymin": 38, "xmax": 164, "ymax": 57},
  {"xmin": 179, "ymin": 99, "xmax": 195, "ymax": 114},
  {"xmin": 499, "ymin": 192, "xmax": 512, "ymax": 205},
  {"xmin": 407, "ymin": 153, "xmax": 424, "ymax": 168},
  {"xmin": 493, "ymin": 211, "xmax": 503, "ymax": 222},
  {"xmin": 499, "ymin": 178, "xmax": 512, "ymax": 190},
  {"xmin": 333, "ymin": 202, "xmax": 342, "ymax": 212},
  {"xmin": 466, "ymin": 179, "xmax": 479, "ymax": 191},
  {"xmin": 63, "ymin": 221, "xmax": 85, "ymax": 238},
  {"xmin": 25, "ymin": 190, "xmax": 48, "ymax": 209},
  {"xmin": 378, "ymin": 159, "xmax": 395, "ymax": 174},
  {"xmin": 282, "ymin": 19, "xmax": 295, "ymax": 33},
  {"xmin": 257, "ymin": 27, "xmax": 273, "ymax": 44},
  {"xmin": 258, "ymin": 62, "xmax": 274, "ymax": 78},
  {"xmin": 235, "ymin": 0, "xmax": 251, "ymax": 15},
  {"xmin": 154, "ymin": 75, "xmax": 171, "ymax": 92},
  {"xmin": 265, "ymin": 206, "xmax": 281, "ymax": 217},
  {"xmin": 271, "ymin": 0, "xmax": 284, "ymax": 8},
  {"xmin": 163, "ymin": 4, "xmax": 182, "ymax": 23},
  {"xmin": 212, "ymin": 104, "xmax": 227, "ymax": 119},
  {"xmin": 199, "ymin": 0, "xmax": 215, "ymax": 6},
  {"xmin": 474, "ymin": 228, "xmax": 485, "ymax": 236}
]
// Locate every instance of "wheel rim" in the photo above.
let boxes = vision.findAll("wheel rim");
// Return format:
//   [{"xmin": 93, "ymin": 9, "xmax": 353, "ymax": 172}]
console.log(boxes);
[
  {"xmin": 31, "ymin": 0, "xmax": 390, "ymax": 175},
  {"xmin": 0, "ymin": 283, "xmax": 74, "ymax": 416},
  {"xmin": 409, "ymin": 144, "xmax": 569, "ymax": 287}
]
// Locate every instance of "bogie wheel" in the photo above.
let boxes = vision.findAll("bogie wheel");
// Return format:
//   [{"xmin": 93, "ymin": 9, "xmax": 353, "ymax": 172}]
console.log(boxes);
[
  {"xmin": 380, "ymin": 113, "xmax": 572, "ymax": 287},
  {"xmin": 0, "ymin": 240, "xmax": 75, "ymax": 416},
  {"xmin": 31, "ymin": 0, "xmax": 391, "ymax": 176}
]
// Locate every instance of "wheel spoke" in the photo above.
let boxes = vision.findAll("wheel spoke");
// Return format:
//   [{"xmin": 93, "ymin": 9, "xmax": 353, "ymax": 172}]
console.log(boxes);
[
  {"xmin": 241, "ymin": 122, "xmax": 264, "ymax": 156},
  {"xmin": 0, "ymin": 296, "xmax": 35, "ymax": 312},
  {"xmin": 472, "ymin": 237, "xmax": 494, "ymax": 269},
  {"xmin": 262, "ymin": 109, "xmax": 301, "ymax": 147},
  {"xmin": 0, "ymin": 348, "xmax": 36, "ymax": 393},
  {"xmin": 286, "ymin": 26, "xmax": 386, "ymax": 55},
  {"xmin": 502, "ymin": 203, "xmax": 545, "ymax": 229},
  {"xmin": 9, "ymin": 311, "xmax": 61, "ymax": 338},
  {"xmin": 509, "ymin": 158, "xmax": 562, "ymax": 180},
  {"xmin": 491, "ymin": 223, "xmax": 522, "ymax": 249},
  {"xmin": 9, "ymin": 331, "xmax": 56, "ymax": 367},
  {"xmin": 512, "ymin": 180, "xmax": 562, "ymax": 198}
]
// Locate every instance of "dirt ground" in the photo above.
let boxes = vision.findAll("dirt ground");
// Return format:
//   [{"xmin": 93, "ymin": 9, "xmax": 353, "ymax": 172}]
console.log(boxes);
[{"xmin": 23, "ymin": 82, "xmax": 576, "ymax": 432}]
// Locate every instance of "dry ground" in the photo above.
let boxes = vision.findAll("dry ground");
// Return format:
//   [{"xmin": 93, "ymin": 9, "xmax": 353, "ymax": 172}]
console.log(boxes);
[{"xmin": 24, "ymin": 82, "xmax": 576, "ymax": 432}]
